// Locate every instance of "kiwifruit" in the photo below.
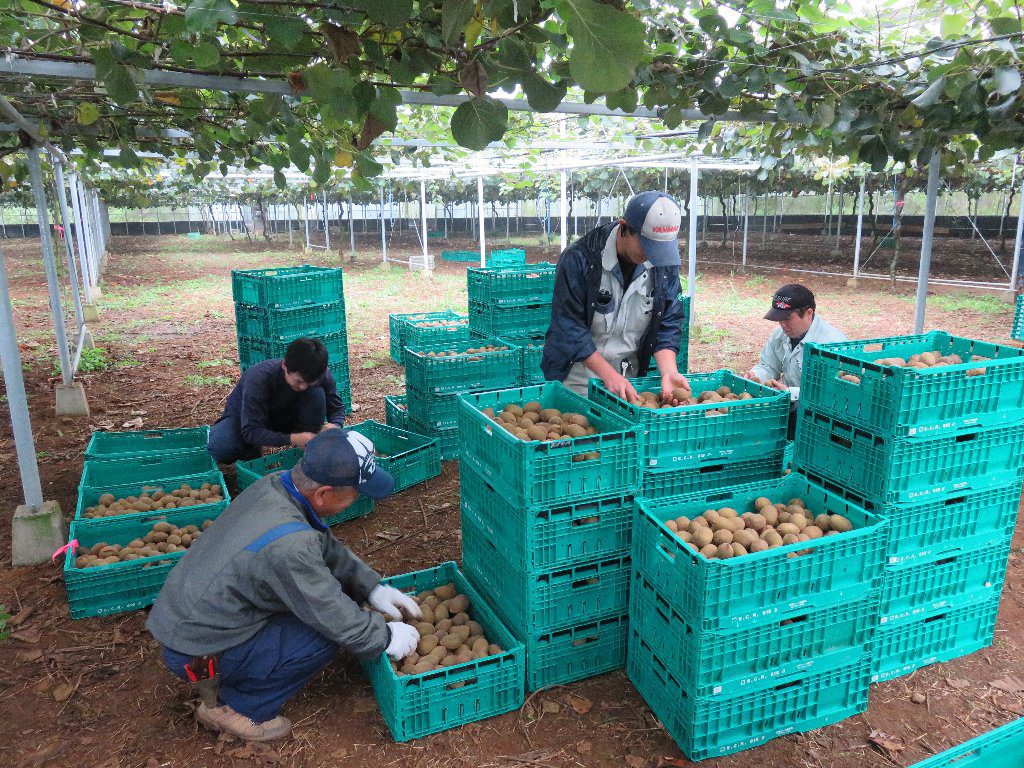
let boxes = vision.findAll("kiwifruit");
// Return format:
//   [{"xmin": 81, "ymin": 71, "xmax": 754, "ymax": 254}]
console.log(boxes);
[
  {"xmin": 829, "ymin": 514, "xmax": 853, "ymax": 533},
  {"xmin": 523, "ymin": 401, "xmax": 543, "ymax": 413}
]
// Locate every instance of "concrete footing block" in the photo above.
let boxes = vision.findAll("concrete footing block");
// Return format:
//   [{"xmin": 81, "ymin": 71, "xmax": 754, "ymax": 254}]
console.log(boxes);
[
  {"xmin": 12, "ymin": 500, "xmax": 67, "ymax": 567},
  {"xmin": 83, "ymin": 303, "xmax": 100, "ymax": 322},
  {"xmin": 56, "ymin": 381, "xmax": 90, "ymax": 418},
  {"xmin": 75, "ymin": 328, "xmax": 95, "ymax": 351}
]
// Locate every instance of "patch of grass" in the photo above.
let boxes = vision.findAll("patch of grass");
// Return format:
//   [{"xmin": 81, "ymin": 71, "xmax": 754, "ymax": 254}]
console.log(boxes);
[
  {"xmin": 54, "ymin": 346, "xmax": 108, "ymax": 376},
  {"xmin": 694, "ymin": 325, "xmax": 730, "ymax": 344},
  {"xmin": 0, "ymin": 604, "xmax": 10, "ymax": 643},
  {"xmin": 746, "ymin": 274, "xmax": 769, "ymax": 288},
  {"xmin": 184, "ymin": 374, "xmax": 233, "ymax": 387},
  {"xmin": 114, "ymin": 357, "xmax": 143, "ymax": 368},
  {"xmin": 197, "ymin": 358, "xmax": 233, "ymax": 368},
  {"xmin": 929, "ymin": 293, "xmax": 1011, "ymax": 314},
  {"xmin": 36, "ymin": 450, "xmax": 51, "ymax": 459}
]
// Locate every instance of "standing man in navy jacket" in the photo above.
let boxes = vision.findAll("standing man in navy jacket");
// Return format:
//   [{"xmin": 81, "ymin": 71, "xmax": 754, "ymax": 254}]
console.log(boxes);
[
  {"xmin": 208, "ymin": 337, "xmax": 346, "ymax": 464},
  {"xmin": 542, "ymin": 191, "xmax": 690, "ymax": 403}
]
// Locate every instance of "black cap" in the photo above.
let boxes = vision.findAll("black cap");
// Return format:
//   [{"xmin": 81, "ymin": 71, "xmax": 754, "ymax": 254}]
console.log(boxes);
[{"xmin": 765, "ymin": 284, "xmax": 815, "ymax": 321}]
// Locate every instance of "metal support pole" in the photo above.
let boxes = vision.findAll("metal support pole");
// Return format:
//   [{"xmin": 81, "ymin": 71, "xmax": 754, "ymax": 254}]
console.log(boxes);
[
  {"xmin": 559, "ymin": 170, "xmax": 568, "ymax": 252},
  {"xmin": 68, "ymin": 174, "xmax": 94, "ymax": 300},
  {"xmin": 349, "ymin": 199, "xmax": 356, "ymax": 256},
  {"xmin": 51, "ymin": 159, "xmax": 84, "ymax": 330},
  {"xmin": 420, "ymin": 180, "xmax": 429, "ymax": 269},
  {"xmin": 1010, "ymin": 174, "xmax": 1024, "ymax": 292},
  {"xmin": 0, "ymin": 240, "xmax": 44, "ymax": 510},
  {"xmin": 27, "ymin": 147, "xmax": 73, "ymax": 386},
  {"xmin": 687, "ymin": 160, "xmax": 699, "ymax": 315},
  {"xmin": 478, "ymin": 175, "xmax": 486, "ymax": 267},
  {"xmin": 853, "ymin": 178, "xmax": 866, "ymax": 279},
  {"xmin": 741, "ymin": 189, "xmax": 749, "ymax": 268},
  {"xmin": 914, "ymin": 149, "xmax": 942, "ymax": 335},
  {"xmin": 303, "ymin": 196, "xmax": 311, "ymax": 249},
  {"xmin": 380, "ymin": 187, "xmax": 388, "ymax": 263},
  {"xmin": 322, "ymin": 191, "xmax": 330, "ymax": 250}
]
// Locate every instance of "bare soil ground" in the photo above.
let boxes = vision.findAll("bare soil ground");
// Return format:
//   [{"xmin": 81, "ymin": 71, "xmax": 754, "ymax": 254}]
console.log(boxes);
[{"xmin": 0, "ymin": 231, "xmax": 1021, "ymax": 768}]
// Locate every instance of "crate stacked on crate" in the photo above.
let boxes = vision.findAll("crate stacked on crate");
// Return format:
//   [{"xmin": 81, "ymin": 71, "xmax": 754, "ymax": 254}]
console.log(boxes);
[
  {"xmin": 590, "ymin": 370, "xmax": 789, "ymax": 500},
  {"xmin": 647, "ymin": 295, "xmax": 691, "ymax": 373},
  {"xmin": 232, "ymin": 265, "xmax": 353, "ymax": 410},
  {"xmin": 628, "ymin": 474, "xmax": 886, "ymax": 760},
  {"xmin": 487, "ymin": 248, "xmax": 526, "ymax": 268},
  {"xmin": 384, "ymin": 394, "xmax": 409, "ymax": 430},
  {"xmin": 467, "ymin": 263, "xmax": 555, "ymax": 342},
  {"xmin": 67, "ymin": 429, "xmax": 230, "ymax": 618},
  {"xmin": 388, "ymin": 310, "xmax": 464, "ymax": 365},
  {"xmin": 457, "ymin": 382, "xmax": 642, "ymax": 690},
  {"xmin": 1013, "ymin": 294, "xmax": 1023, "ymax": 341},
  {"xmin": 403, "ymin": 336, "xmax": 522, "ymax": 460},
  {"xmin": 796, "ymin": 331, "xmax": 1024, "ymax": 683}
]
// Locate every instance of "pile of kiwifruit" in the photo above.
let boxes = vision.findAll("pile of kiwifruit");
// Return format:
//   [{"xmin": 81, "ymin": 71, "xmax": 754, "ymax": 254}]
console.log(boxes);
[
  {"xmin": 414, "ymin": 320, "xmax": 466, "ymax": 328},
  {"xmin": 390, "ymin": 583, "xmax": 504, "ymax": 676},
  {"xmin": 626, "ymin": 385, "xmax": 755, "ymax": 414},
  {"xmin": 665, "ymin": 496, "xmax": 855, "ymax": 560},
  {"xmin": 483, "ymin": 402, "xmax": 601, "ymax": 458},
  {"xmin": 837, "ymin": 351, "xmax": 988, "ymax": 384},
  {"xmin": 74, "ymin": 519, "xmax": 213, "ymax": 568},
  {"xmin": 82, "ymin": 482, "xmax": 224, "ymax": 518},
  {"xmin": 424, "ymin": 344, "xmax": 509, "ymax": 358}
]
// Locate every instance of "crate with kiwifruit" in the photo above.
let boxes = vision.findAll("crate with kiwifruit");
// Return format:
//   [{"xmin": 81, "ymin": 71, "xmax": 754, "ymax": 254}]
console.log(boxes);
[
  {"xmin": 483, "ymin": 401, "xmax": 600, "ymax": 459},
  {"xmin": 73, "ymin": 519, "xmax": 213, "ymax": 568},
  {"xmin": 81, "ymin": 481, "xmax": 225, "ymax": 519},
  {"xmin": 405, "ymin": 336, "xmax": 521, "ymax": 395}
]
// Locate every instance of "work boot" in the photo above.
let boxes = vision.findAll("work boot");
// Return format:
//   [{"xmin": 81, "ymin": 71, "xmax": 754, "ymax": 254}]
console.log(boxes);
[{"xmin": 195, "ymin": 703, "xmax": 292, "ymax": 742}]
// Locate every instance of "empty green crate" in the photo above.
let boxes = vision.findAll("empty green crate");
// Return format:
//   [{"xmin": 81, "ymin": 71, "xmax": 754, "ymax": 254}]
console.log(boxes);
[
  {"xmin": 801, "ymin": 332, "xmax": 1024, "ymax": 438},
  {"xmin": 1013, "ymin": 295, "xmax": 1023, "ymax": 341},
  {"xmin": 591, "ymin": 370, "xmax": 789, "ymax": 469},
  {"xmin": 502, "ymin": 334, "xmax": 546, "ymax": 385},
  {"xmin": 467, "ymin": 263, "xmax": 556, "ymax": 306},
  {"xmin": 83, "ymin": 427, "xmax": 210, "ymax": 461},
  {"xmin": 238, "ymin": 330, "xmax": 349, "ymax": 371},
  {"xmin": 348, "ymin": 419, "xmax": 441, "ymax": 493},
  {"xmin": 468, "ymin": 299, "xmax": 550, "ymax": 338},
  {"xmin": 878, "ymin": 537, "xmax": 1011, "ymax": 623},
  {"xmin": 460, "ymin": 463, "xmax": 632, "ymax": 572},
  {"xmin": 407, "ymin": 386, "xmax": 461, "ymax": 431},
  {"xmin": 64, "ymin": 506, "xmax": 224, "ymax": 619},
  {"xmin": 628, "ymin": 631, "xmax": 870, "ymax": 761},
  {"xmin": 384, "ymin": 394, "xmax": 409, "ymax": 430},
  {"xmin": 405, "ymin": 337, "xmax": 521, "ymax": 395},
  {"xmin": 632, "ymin": 474, "xmax": 887, "ymax": 633},
  {"xmin": 234, "ymin": 300, "xmax": 346, "ymax": 341},
  {"xmin": 630, "ymin": 572, "xmax": 878, "ymax": 700},
  {"xmin": 522, "ymin": 613, "xmax": 629, "ymax": 692},
  {"xmin": 441, "ymin": 249, "xmax": 480, "ymax": 262},
  {"xmin": 403, "ymin": 316, "xmax": 471, "ymax": 354},
  {"xmin": 871, "ymin": 593, "xmax": 1000, "ymax": 683},
  {"xmin": 234, "ymin": 448, "xmax": 375, "ymax": 522},
  {"xmin": 75, "ymin": 469, "xmax": 229, "ymax": 528},
  {"xmin": 640, "ymin": 450, "xmax": 785, "ymax": 499},
  {"xmin": 487, "ymin": 248, "xmax": 527, "ymax": 267},
  {"xmin": 795, "ymin": 408, "xmax": 1024, "ymax": 505},
  {"xmin": 909, "ymin": 716, "xmax": 1024, "ymax": 767},
  {"xmin": 462, "ymin": 515, "xmax": 631, "ymax": 634},
  {"xmin": 458, "ymin": 382, "xmax": 642, "ymax": 507},
  {"xmin": 361, "ymin": 560, "xmax": 525, "ymax": 741},
  {"xmin": 408, "ymin": 417, "xmax": 461, "ymax": 461},
  {"xmin": 80, "ymin": 452, "xmax": 217, "ymax": 498},
  {"xmin": 389, "ymin": 311, "xmax": 462, "ymax": 363},
  {"xmin": 231, "ymin": 265, "xmax": 344, "ymax": 307}
]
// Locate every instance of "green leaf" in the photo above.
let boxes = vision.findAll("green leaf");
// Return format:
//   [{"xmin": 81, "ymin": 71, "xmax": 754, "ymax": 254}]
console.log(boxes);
[
  {"xmin": 994, "ymin": 67, "xmax": 1021, "ymax": 96},
  {"xmin": 268, "ymin": 16, "xmax": 307, "ymax": 49},
  {"xmin": 605, "ymin": 88, "xmax": 638, "ymax": 113},
  {"xmin": 351, "ymin": 0, "xmax": 412, "ymax": 25},
  {"xmin": 76, "ymin": 103, "xmax": 100, "ymax": 126},
  {"xmin": 274, "ymin": 169, "xmax": 287, "ymax": 189},
  {"xmin": 369, "ymin": 86, "xmax": 402, "ymax": 130},
  {"xmin": 94, "ymin": 48, "xmax": 137, "ymax": 106},
  {"xmin": 311, "ymin": 155, "xmax": 330, "ymax": 185},
  {"xmin": 940, "ymin": 14, "xmax": 967, "ymax": 37},
  {"xmin": 989, "ymin": 17, "xmax": 1021, "ymax": 35},
  {"xmin": 168, "ymin": 40, "xmax": 193, "ymax": 68},
  {"xmin": 563, "ymin": 0, "xmax": 644, "ymax": 94},
  {"xmin": 911, "ymin": 76, "xmax": 946, "ymax": 107},
  {"xmin": 451, "ymin": 96, "xmax": 508, "ymax": 149},
  {"xmin": 859, "ymin": 135, "xmax": 889, "ymax": 172},
  {"xmin": 431, "ymin": 77, "xmax": 461, "ymax": 96},
  {"xmin": 183, "ymin": 0, "xmax": 237, "ymax": 34},
  {"xmin": 193, "ymin": 41, "xmax": 220, "ymax": 68},
  {"xmin": 443, "ymin": 0, "xmax": 476, "ymax": 45},
  {"xmin": 356, "ymin": 151, "xmax": 383, "ymax": 178},
  {"xmin": 523, "ymin": 73, "xmax": 567, "ymax": 112},
  {"xmin": 288, "ymin": 137, "xmax": 311, "ymax": 173},
  {"xmin": 813, "ymin": 102, "xmax": 835, "ymax": 127}
]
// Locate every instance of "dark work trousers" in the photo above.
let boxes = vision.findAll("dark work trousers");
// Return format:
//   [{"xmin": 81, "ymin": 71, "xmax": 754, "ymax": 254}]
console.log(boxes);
[
  {"xmin": 162, "ymin": 614, "xmax": 338, "ymax": 722},
  {"xmin": 788, "ymin": 400, "xmax": 799, "ymax": 441},
  {"xmin": 207, "ymin": 387, "xmax": 326, "ymax": 464}
]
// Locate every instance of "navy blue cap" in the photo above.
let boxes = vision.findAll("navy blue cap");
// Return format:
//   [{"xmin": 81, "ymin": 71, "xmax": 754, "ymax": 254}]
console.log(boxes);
[
  {"xmin": 623, "ymin": 191, "xmax": 682, "ymax": 267},
  {"xmin": 764, "ymin": 284, "xmax": 816, "ymax": 321},
  {"xmin": 300, "ymin": 429, "xmax": 395, "ymax": 499}
]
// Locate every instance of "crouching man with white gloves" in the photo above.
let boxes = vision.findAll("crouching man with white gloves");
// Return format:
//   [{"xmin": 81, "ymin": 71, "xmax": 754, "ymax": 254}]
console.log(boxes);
[{"xmin": 148, "ymin": 429, "xmax": 420, "ymax": 742}]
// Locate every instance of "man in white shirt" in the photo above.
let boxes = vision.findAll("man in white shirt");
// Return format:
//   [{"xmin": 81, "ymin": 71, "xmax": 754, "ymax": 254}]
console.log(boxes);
[{"xmin": 748, "ymin": 283, "xmax": 847, "ymax": 438}]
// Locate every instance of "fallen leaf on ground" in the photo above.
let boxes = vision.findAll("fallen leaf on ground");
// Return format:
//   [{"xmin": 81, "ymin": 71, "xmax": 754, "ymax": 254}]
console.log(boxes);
[
  {"xmin": 624, "ymin": 756, "xmax": 647, "ymax": 768},
  {"xmin": 576, "ymin": 741, "xmax": 592, "ymax": 755},
  {"xmin": 948, "ymin": 678, "xmax": 971, "ymax": 690},
  {"xmin": 540, "ymin": 699, "xmax": 561, "ymax": 714},
  {"xmin": 869, "ymin": 730, "xmax": 905, "ymax": 759},
  {"xmin": 121, "ymin": 416, "xmax": 144, "ymax": 429},
  {"xmin": 52, "ymin": 681, "xmax": 77, "ymax": 702},
  {"xmin": 10, "ymin": 627, "xmax": 41, "ymax": 644},
  {"xmin": 990, "ymin": 676, "xmax": 1024, "ymax": 694},
  {"xmin": 17, "ymin": 648, "xmax": 44, "ymax": 662},
  {"xmin": 655, "ymin": 758, "xmax": 690, "ymax": 767},
  {"xmin": 567, "ymin": 693, "xmax": 593, "ymax": 714},
  {"xmin": 9, "ymin": 605, "xmax": 35, "ymax": 627}
]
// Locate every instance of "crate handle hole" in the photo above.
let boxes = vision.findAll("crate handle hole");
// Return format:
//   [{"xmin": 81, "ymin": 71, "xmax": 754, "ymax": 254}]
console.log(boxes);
[
  {"xmin": 829, "ymin": 434, "xmax": 853, "ymax": 450},
  {"xmin": 924, "ymin": 612, "xmax": 948, "ymax": 623},
  {"xmin": 955, "ymin": 433, "xmax": 978, "ymax": 443},
  {"xmin": 572, "ymin": 516, "xmax": 601, "ymax": 528},
  {"xmin": 656, "ymin": 544, "xmax": 676, "ymax": 562},
  {"xmin": 571, "ymin": 635, "xmax": 600, "ymax": 647},
  {"xmin": 781, "ymin": 613, "xmax": 809, "ymax": 626},
  {"xmin": 937, "ymin": 556, "xmax": 956, "ymax": 566},
  {"xmin": 698, "ymin": 463, "xmax": 725, "ymax": 475},
  {"xmin": 774, "ymin": 678, "xmax": 802, "ymax": 692},
  {"xmin": 863, "ymin": 343, "xmax": 884, "ymax": 352},
  {"xmin": 944, "ymin": 496, "xmax": 967, "ymax": 507},
  {"xmin": 446, "ymin": 677, "xmax": 478, "ymax": 690},
  {"xmin": 572, "ymin": 576, "xmax": 600, "ymax": 588}
]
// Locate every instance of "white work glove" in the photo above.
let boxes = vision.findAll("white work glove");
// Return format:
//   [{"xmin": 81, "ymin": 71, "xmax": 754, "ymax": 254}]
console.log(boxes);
[
  {"xmin": 385, "ymin": 622, "xmax": 419, "ymax": 661},
  {"xmin": 368, "ymin": 584, "xmax": 423, "ymax": 621}
]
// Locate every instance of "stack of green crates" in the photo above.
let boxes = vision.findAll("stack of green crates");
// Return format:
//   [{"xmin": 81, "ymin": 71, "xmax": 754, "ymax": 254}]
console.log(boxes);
[
  {"xmin": 232, "ymin": 265, "xmax": 353, "ymax": 410},
  {"xmin": 467, "ymin": 263, "xmax": 555, "ymax": 341},
  {"xmin": 67, "ymin": 429, "xmax": 229, "ymax": 619},
  {"xmin": 388, "ymin": 310, "xmax": 464, "ymax": 364},
  {"xmin": 458, "ymin": 382, "xmax": 642, "ymax": 690},
  {"xmin": 590, "ymin": 370, "xmax": 788, "ymax": 499},
  {"xmin": 796, "ymin": 331, "xmax": 1024, "ymax": 682},
  {"xmin": 1013, "ymin": 294, "xmax": 1023, "ymax": 341},
  {"xmin": 627, "ymin": 474, "xmax": 886, "ymax": 760},
  {"xmin": 404, "ymin": 336, "xmax": 522, "ymax": 460}
]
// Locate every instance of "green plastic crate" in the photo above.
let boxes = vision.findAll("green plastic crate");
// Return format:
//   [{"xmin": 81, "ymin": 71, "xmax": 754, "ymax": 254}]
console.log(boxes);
[
  {"xmin": 405, "ymin": 338, "xmax": 521, "ymax": 396},
  {"xmin": 468, "ymin": 299, "xmax": 550, "ymax": 338},
  {"xmin": 640, "ymin": 450, "xmax": 785, "ymax": 500},
  {"xmin": 231, "ymin": 265, "xmax": 344, "ymax": 308},
  {"xmin": 83, "ymin": 427, "xmax": 210, "ymax": 461},
  {"xmin": 522, "ymin": 613, "xmax": 628, "ymax": 692},
  {"xmin": 462, "ymin": 515, "xmax": 631, "ymax": 634},
  {"xmin": 361, "ymin": 561, "xmax": 525, "ymax": 741},
  {"xmin": 64, "ymin": 506, "xmax": 224, "ymax": 619},
  {"xmin": 501, "ymin": 334, "xmax": 546, "ymax": 385},
  {"xmin": 384, "ymin": 394, "xmax": 409, "ymax": 430},
  {"xmin": 458, "ymin": 382, "xmax": 642, "ymax": 507},
  {"xmin": 238, "ymin": 330, "xmax": 349, "ymax": 371},
  {"xmin": 234, "ymin": 448, "xmax": 375, "ymax": 522},
  {"xmin": 1013, "ymin": 295, "xmax": 1023, "ymax": 341},
  {"xmin": 630, "ymin": 572, "xmax": 878, "ymax": 700},
  {"xmin": 348, "ymin": 420, "xmax": 441, "ymax": 493},
  {"xmin": 795, "ymin": 408, "xmax": 1024, "ymax": 505},
  {"xmin": 591, "ymin": 370, "xmax": 789, "ymax": 469},
  {"xmin": 75, "ymin": 470, "xmax": 229, "ymax": 528},
  {"xmin": 467, "ymin": 263, "xmax": 556, "ymax": 306},
  {"xmin": 402, "ymin": 317, "xmax": 471, "ymax": 353},
  {"xmin": 80, "ymin": 453, "xmax": 217, "ymax": 498},
  {"xmin": 330, "ymin": 359, "xmax": 353, "ymax": 410},
  {"xmin": 628, "ymin": 631, "xmax": 870, "ymax": 761},
  {"xmin": 389, "ymin": 311, "xmax": 461, "ymax": 364},
  {"xmin": 406, "ymin": 386, "xmax": 461, "ymax": 431},
  {"xmin": 783, "ymin": 439, "xmax": 794, "ymax": 471},
  {"xmin": 460, "ymin": 463, "xmax": 632, "ymax": 572},
  {"xmin": 407, "ymin": 417, "xmax": 460, "ymax": 461},
  {"xmin": 234, "ymin": 300, "xmax": 346, "ymax": 342},
  {"xmin": 441, "ymin": 249, "xmax": 480, "ymax": 262},
  {"xmin": 878, "ymin": 537, "xmax": 1011, "ymax": 624},
  {"xmin": 871, "ymin": 593, "xmax": 999, "ymax": 683},
  {"xmin": 910, "ymin": 716, "xmax": 1024, "ymax": 767},
  {"xmin": 801, "ymin": 332, "xmax": 1024, "ymax": 438},
  {"xmin": 487, "ymin": 248, "xmax": 527, "ymax": 267},
  {"xmin": 632, "ymin": 474, "xmax": 887, "ymax": 633}
]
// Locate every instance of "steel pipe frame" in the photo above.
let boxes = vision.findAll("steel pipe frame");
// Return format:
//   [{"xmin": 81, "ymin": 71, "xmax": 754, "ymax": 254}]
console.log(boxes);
[
  {"xmin": 914, "ymin": 149, "xmax": 942, "ymax": 334},
  {"xmin": 51, "ymin": 157, "xmax": 85, "ymax": 332}
]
